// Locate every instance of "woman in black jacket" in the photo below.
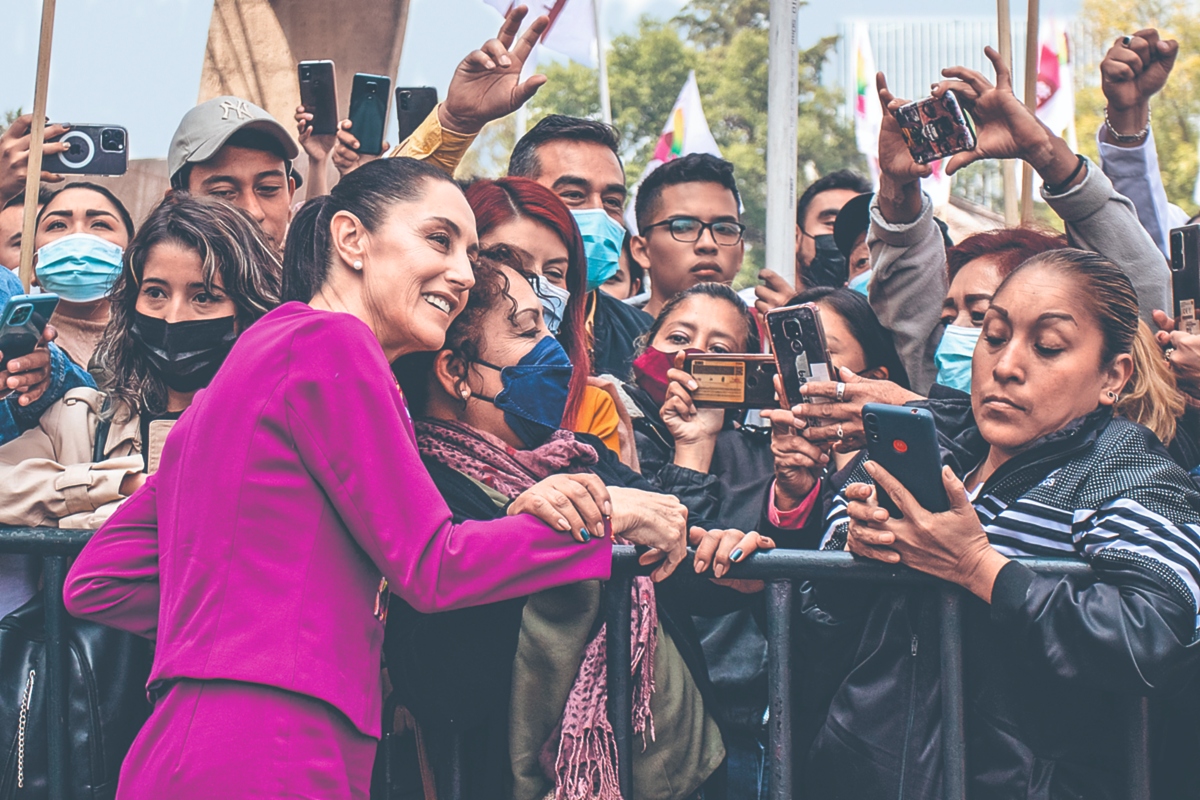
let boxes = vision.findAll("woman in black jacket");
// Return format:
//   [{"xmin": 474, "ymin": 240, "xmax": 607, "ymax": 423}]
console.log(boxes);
[{"xmin": 804, "ymin": 249, "xmax": 1200, "ymax": 799}]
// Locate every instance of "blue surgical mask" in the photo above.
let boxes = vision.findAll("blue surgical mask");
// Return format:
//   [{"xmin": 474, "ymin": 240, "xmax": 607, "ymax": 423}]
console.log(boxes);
[
  {"xmin": 847, "ymin": 268, "xmax": 873, "ymax": 296},
  {"xmin": 571, "ymin": 209, "xmax": 624, "ymax": 292},
  {"xmin": 472, "ymin": 335, "xmax": 574, "ymax": 448},
  {"xmin": 533, "ymin": 276, "xmax": 571, "ymax": 335},
  {"xmin": 934, "ymin": 324, "xmax": 982, "ymax": 394},
  {"xmin": 35, "ymin": 233, "xmax": 124, "ymax": 303}
]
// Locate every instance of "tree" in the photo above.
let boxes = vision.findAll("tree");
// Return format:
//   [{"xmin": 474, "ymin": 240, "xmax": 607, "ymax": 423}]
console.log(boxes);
[{"xmin": 1075, "ymin": 0, "xmax": 1200, "ymax": 216}]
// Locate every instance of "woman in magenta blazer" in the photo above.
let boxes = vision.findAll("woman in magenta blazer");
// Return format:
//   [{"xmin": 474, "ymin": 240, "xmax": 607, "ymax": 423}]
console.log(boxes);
[{"xmin": 64, "ymin": 159, "xmax": 689, "ymax": 799}]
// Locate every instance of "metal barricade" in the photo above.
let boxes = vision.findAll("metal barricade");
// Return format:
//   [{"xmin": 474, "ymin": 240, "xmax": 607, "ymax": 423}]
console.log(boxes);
[{"xmin": 605, "ymin": 546, "xmax": 1152, "ymax": 800}]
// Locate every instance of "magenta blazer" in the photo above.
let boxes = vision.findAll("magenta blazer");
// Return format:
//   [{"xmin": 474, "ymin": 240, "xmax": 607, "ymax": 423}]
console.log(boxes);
[{"xmin": 64, "ymin": 303, "xmax": 612, "ymax": 737}]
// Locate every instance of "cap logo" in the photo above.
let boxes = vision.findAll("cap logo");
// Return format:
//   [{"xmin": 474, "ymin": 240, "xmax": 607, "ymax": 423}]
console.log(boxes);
[{"xmin": 219, "ymin": 100, "xmax": 253, "ymax": 121}]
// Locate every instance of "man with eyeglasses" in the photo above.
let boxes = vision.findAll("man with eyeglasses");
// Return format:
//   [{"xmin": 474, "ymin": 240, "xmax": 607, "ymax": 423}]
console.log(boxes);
[{"xmin": 631, "ymin": 154, "xmax": 745, "ymax": 317}]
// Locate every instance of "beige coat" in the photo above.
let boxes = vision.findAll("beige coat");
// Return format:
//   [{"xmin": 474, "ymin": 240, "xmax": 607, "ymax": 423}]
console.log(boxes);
[{"xmin": 0, "ymin": 388, "xmax": 146, "ymax": 529}]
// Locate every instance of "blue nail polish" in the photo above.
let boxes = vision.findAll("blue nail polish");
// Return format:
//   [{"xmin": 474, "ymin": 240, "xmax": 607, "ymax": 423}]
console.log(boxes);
[
  {"xmin": 580, "ymin": 529, "xmax": 591, "ymax": 542},
  {"xmin": 731, "ymin": 548, "xmax": 744, "ymax": 562}
]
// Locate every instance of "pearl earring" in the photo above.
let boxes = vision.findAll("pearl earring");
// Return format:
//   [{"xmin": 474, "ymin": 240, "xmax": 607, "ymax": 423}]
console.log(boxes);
[
  {"xmin": 352, "ymin": 260, "xmax": 363, "ymax": 270},
  {"xmin": 461, "ymin": 387, "xmax": 471, "ymax": 399}
]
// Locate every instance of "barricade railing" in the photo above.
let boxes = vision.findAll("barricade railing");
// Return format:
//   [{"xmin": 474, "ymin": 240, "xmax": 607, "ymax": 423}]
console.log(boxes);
[
  {"xmin": 0, "ymin": 527, "xmax": 94, "ymax": 800},
  {"xmin": 605, "ymin": 545, "xmax": 1151, "ymax": 800}
]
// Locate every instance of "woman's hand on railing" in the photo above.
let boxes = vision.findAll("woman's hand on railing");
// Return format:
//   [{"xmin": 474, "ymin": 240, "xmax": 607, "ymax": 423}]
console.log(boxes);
[
  {"xmin": 508, "ymin": 473, "xmax": 611, "ymax": 542},
  {"xmin": 792, "ymin": 367, "xmax": 922, "ymax": 452},
  {"xmin": 845, "ymin": 462, "xmax": 1010, "ymax": 603},
  {"xmin": 689, "ymin": 527, "xmax": 774, "ymax": 593},
  {"xmin": 660, "ymin": 367, "xmax": 724, "ymax": 473},
  {"xmin": 607, "ymin": 486, "xmax": 689, "ymax": 582}
]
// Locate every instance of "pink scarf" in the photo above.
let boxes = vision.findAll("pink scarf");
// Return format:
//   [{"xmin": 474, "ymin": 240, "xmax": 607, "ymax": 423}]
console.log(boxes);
[{"xmin": 413, "ymin": 416, "xmax": 657, "ymax": 799}]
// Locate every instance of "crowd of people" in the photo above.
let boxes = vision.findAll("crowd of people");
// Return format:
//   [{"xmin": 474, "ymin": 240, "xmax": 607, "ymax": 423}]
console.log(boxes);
[{"xmin": 0, "ymin": 7, "xmax": 1197, "ymax": 799}]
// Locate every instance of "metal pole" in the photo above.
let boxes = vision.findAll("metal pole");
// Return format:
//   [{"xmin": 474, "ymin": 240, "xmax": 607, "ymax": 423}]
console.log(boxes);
[
  {"xmin": 939, "ymin": 588, "xmax": 967, "ymax": 800},
  {"xmin": 593, "ymin": 0, "xmax": 612, "ymax": 125},
  {"xmin": 1125, "ymin": 696, "xmax": 1151, "ymax": 799},
  {"xmin": 767, "ymin": 579, "xmax": 793, "ymax": 799},
  {"xmin": 17, "ymin": 0, "xmax": 57, "ymax": 292},
  {"xmin": 43, "ymin": 555, "xmax": 69, "ymax": 800},
  {"xmin": 766, "ymin": 0, "xmax": 800, "ymax": 287},
  {"xmin": 605, "ymin": 576, "xmax": 633, "ymax": 797},
  {"xmin": 1020, "ymin": 0, "xmax": 1041, "ymax": 224},
  {"xmin": 995, "ymin": 0, "xmax": 1019, "ymax": 226},
  {"xmin": 447, "ymin": 731, "xmax": 464, "ymax": 800}
]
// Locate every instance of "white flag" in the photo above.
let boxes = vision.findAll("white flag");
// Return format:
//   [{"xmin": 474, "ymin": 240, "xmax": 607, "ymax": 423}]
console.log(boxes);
[
  {"xmin": 482, "ymin": 0, "xmax": 597, "ymax": 67},
  {"xmin": 1035, "ymin": 18, "xmax": 1077, "ymax": 151},
  {"xmin": 852, "ymin": 23, "xmax": 882, "ymax": 184},
  {"xmin": 625, "ymin": 71, "xmax": 723, "ymax": 231}
]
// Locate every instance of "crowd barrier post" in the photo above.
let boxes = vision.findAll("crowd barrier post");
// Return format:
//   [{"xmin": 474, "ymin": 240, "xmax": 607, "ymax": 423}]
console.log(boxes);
[{"xmin": 765, "ymin": 579, "xmax": 793, "ymax": 799}]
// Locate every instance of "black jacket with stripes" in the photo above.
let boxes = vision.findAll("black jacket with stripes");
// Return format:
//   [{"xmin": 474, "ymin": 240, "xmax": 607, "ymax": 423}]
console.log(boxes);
[{"xmin": 798, "ymin": 406, "xmax": 1200, "ymax": 800}]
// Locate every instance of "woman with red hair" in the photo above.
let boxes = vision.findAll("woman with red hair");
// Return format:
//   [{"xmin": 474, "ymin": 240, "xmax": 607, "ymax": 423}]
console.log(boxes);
[{"xmin": 465, "ymin": 178, "xmax": 625, "ymax": 456}]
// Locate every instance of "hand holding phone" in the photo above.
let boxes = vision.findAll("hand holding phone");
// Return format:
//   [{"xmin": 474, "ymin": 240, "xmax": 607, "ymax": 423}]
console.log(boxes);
[
  {"xmin": 298, "ymin": 60, "xmax": 339, "ymax": 136},
  {"xmin": 678, "ymin": 353, "xmax": 777, "ymax": 409},
  {"xmin": 348, "ymin": 73, "xmax": 391, "ymax": 156},
  {"xmin": 766, "ymin": 303, "xmax": 836, "ymax": 408},
  {"xmin": 893, "ymin": 91, "xmax": 976, "ymax": 166},
  {"xmin": 42, "ymin": 125, "xmax": 128, "ymax": 176},
  {"xmin": 0, "ymin": 294, "xmax": 59, "ymax": 401},
  {"xmin": 862, "ymin": 404, "xmax": 949, "ymax": 518},
  {"xmin": 1171, "ymin": 225, "xmax": 1200, "ymax": 335}
]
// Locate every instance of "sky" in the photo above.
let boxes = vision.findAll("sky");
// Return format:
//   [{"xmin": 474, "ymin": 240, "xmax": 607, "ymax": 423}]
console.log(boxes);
[{"xmin": 1, "ymin": 0, "xmax": 1081, "ymax": 160}]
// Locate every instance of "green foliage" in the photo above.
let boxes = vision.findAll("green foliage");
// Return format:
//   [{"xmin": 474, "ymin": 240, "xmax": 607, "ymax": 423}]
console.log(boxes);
[{"xmin": 463, "ymin": 1, "xmax": 860, "ymax": 280}]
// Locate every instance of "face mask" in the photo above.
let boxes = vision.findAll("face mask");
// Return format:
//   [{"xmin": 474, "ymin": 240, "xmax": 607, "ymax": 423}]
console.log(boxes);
[
  {"xmin": 130, "ymin": 311, "xmax": 238, "ymax": 393},
  {"xmin": 35, "ymin": 233, "xmax": 124, "ymax": 303},
  {"xmin": 934, "ymin": 324, "xmax": 982, "ymax": 394},
  {"xmin": 533, "ymin": 276, "xmax": 571, "ymax": 335},
  {"xmin": 472, "ymin": 335, "xmax": 574, "ymax": 448},
  {"xmin": 802, "ymin": 234, "xmax": 848, "ymax": 289},
  {"xmin": 847, "ymin": 268, "xmax": 873, "ymax": 296},
  {"xmin": 631, "ymin": 346, "xmax": 702, "ymax": 406},
  {"xmin": 571, "ymin": 208, "xmax": 625, "ymax": 292}
]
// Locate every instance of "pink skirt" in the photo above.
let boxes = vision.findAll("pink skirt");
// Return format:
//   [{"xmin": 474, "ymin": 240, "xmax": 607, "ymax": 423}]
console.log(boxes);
[{"xmin": 116, "ymin": 679, "xmax": 377, "ymax": 799}]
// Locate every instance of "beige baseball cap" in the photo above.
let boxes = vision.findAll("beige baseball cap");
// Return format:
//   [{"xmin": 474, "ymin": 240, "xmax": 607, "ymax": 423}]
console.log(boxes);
[{"xmin": 168, "ymin": 96, "xmax": 301, "ymax": 188}]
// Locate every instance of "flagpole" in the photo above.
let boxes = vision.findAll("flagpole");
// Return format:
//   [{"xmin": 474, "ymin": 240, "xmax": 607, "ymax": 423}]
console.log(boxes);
[
  {"xmin": 1019, "ymin": 0, "xmax": 1040, "ymax": 224},
  {"xmin": 593, "ymin": 0, "xmax": 612, "ymax": 125},
  {"xmin": 766, "ymin": 0, "xmax": 800, "ymax": 291},
  {"xmin": 18, "ymin": 0, "xmax": 57, "ymax": 292},
  {"xmin": 996, "ymin": 0, "xmax": 1019, "ymax": 226}
]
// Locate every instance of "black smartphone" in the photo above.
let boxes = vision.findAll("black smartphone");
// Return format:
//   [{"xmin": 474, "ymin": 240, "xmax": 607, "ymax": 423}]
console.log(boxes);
[
  {"xmin": 395, "ymin": 87, "xmax": 438, "ymax": 142},
  {"xmin": 863, "ymin": 403, "xmax": 949, "ymax": 518},
  {"xmin": 298, "ymin": 60, "xmax": 339, "ymax": 136},
  {"xmin": 766, "ymin": 303, "xmax": 836, "ymax": 408},
  {"xmin": 0, "ymin": 294, "xmax": 59, "ymax": 363},
  {"xmin": 678, "ymin": 353, "xmax": 777, "ymax": 410},
  {"xmin": 348, "ymin": 73, "xmax": 391, "ymax": 156},
  {"xmin": 1170, "ymin": 225, "xmax": 1200, "ymax": 335},
  {"xmin": 893, "ymin": 91, "xmax": 977, "ymax": 166},
  {"xmin": 42, "ymin": 125, "xmax": 128, "ymax": 176}
]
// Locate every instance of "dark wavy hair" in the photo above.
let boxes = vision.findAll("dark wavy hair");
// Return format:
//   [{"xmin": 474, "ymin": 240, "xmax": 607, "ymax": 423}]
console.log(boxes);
[{"xmin": 95, "ymin": 193, "xmax": 282, "ymax": 421}]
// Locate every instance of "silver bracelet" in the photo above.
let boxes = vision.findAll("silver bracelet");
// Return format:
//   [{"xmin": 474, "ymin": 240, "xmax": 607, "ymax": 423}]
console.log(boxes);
[{"xmin": 1104, "ymin": 104, "xmax": 1151, "ymax": 144}]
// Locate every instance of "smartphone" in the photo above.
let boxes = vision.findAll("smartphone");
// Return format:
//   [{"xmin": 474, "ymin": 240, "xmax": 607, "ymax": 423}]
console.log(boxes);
[
  {"xmin": 863, "ymin": 404, "xmax": 949, "ymax": 518},
  {"xmin": 766, "ymin": 303, "xmax": 836, "ymax": 408},
  {"xmin": 893, "ymin": 91, "xmax": 977, "ymax": 166},
  {"xmin": 1170, "ymin": 225, "xmax": 1200, "ymax": 335},
  {"xmin": 348, "ymin": 73, "xmax": 391, "ymax": 156},
  {"xmin": 298, "ymin": 60, "xmax": 339, "ymax": 136},
  {"xmin": 42, "ymin": 125, "xmax": 128, "ymax": 176},
  {"xmin": 395, "ymin": 87, "xmax": 438, "ymax": 142},
  {"xmin": 677, "ymin": 353, "xmax": 777, "ymax": 409},
  {"xmin": 0, "ymin": 294, "xmax": 59, "ymax": 363}
]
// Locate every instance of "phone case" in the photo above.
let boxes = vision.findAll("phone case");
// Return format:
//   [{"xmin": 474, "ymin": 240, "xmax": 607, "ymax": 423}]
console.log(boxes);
[
  {"xmin": 42, "ymin": 125, "xmax": 128, "ymax": 176},
  {"xmin": 298, "ymin": 60, "xmax": 339, "ymax": 136},
  {"xmin": 1171, "ymin": 225, "xmax": 1200, "ymax": 334},
  {"xmin": 395, "ymin": 87, "xmax": 439, "ymax": 143},
  {"xmin": 679, "ymin": 353, "xmax": 777, "ymax": 409},
  {"xmin": 348, "ymin": 73, "xmax": 391, "ymax": 156},
  {"xmin": 0, "ymin": 294, "xmax": 59, "ymax": 362},
  {"xmin": 766, "ymin": 303, "xmax": 836, "ymax": 408},
  {"xmin": 893, "ymin": 91, "xmax": 977, "ymax": 165},
  {"xmin": 863, "ymin": 404, "xmax": 950, "ymax": 517}
]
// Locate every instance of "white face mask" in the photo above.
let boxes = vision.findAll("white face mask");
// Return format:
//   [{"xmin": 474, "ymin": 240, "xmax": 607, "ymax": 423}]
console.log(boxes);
[{"xmin": 532, "ymin": 275, "xmax": 571, "ymax": 335}]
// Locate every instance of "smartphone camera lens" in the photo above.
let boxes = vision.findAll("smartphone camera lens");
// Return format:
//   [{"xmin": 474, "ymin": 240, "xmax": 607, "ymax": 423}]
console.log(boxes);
[
  {"xmin": 100, "ymin": 128, "xmax": 125, "ymax": 153},
  {"xmin": 300, "ymin": 66, "xmax": 311, "ymax": 80},
  {"xmin": 8, "ymin": 306, "xmax": 31, "ymax": 327}
]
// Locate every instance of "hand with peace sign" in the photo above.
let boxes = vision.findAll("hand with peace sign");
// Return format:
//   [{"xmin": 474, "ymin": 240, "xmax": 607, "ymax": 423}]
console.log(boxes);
[
  {"xmin": 930, "ymin": 47, "xmax": 1083, "ymax": 191},
  {"xmin": 844, "ymin": 461, "xmax": 1010, "ymax": 603},
  {"xmin": 439, "ymin": 5, "xmax": 551, "ymax": 135},
  {"xmin": 1101, "ymin": 28, "xmax": 1177, "ymax": 147}
]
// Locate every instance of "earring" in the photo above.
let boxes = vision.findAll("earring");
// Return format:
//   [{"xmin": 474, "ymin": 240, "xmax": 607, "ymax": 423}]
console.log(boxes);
[
  {"xmin": 460, "ymin": 386, "xmax": 471, "ymax": 400},
  {"xmin": 1106, "ymin": 391, "xmax": 1117, "ymax": 401},
  {"xmin": 352, "ymin": 260, "xmax": 363, "ymax": 270}
]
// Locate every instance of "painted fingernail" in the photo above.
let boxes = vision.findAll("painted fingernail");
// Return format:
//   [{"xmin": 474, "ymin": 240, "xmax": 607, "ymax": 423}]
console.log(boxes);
[
  {"xmin": 580, "ymin": 528, "xmax": 591, "ymax": 542},
  {"xmin": 731, "ymin": 548, "xmax": 744, "ymax": 562}
]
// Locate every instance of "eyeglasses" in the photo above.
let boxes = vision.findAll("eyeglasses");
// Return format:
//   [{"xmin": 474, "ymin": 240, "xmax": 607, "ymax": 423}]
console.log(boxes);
[{"xmin": 644, "ymin": 217, "xmax": 746, "ymax": 246}]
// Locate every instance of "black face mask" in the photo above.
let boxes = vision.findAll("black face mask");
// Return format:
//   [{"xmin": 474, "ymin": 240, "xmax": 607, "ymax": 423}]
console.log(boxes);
[
  {"xmin": 802, "ymin": 233, "xmax": 848, "ymax": 289},
  {"xmin": 130, "ymin": 311, "xmax": 238, "ymax": 393}
]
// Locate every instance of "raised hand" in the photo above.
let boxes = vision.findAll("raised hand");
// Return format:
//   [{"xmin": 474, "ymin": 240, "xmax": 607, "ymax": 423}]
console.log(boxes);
[
  {"xmin": 331, "ymin": 119, "xmax": 389, "ymax": 178},
  {"xmin": 660, "ymin": 367, "xmax": 725, "ymax": 472},
  {"xmin": 439, "ymin": 5, "xmax": 551, "ymax": 135},
  {"xmin": 875, "ymin": 73, "xmax": 930, "ymax": 224},
  {"xmin": 1101, "ymin": 28, "xmax": 1177, "ymax": 144},
  {"xmin": 0, "ymin": 114, "xmax": 69, "ymax": 205},
  {"xmin": 761, "ymin": 405, "xmax": 829, "ymax": 510},
  {"xmin": 295, "ymin": 105, "xmax": 335, "ymax": 162}
]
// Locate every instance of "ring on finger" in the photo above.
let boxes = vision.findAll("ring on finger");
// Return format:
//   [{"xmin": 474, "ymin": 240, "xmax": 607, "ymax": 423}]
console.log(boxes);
[
  {"xmin": 1165, "ymin": 346, "xmax": 1176, "ymax": 363},
  {"xmin": 835, "ymin": 381, "xmax": 847, "ymax": 403},
  {"xmin": 836, "ymin": 423, "xmax": 844, "ymax": 440}
]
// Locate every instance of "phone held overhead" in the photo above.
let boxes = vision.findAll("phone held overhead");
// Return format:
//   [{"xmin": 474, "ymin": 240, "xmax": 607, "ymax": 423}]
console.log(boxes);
[
  {"xmin": 395, "ymin": 87, "xmax": 438, "ymax": 143},
  {"xmin": 893, "ymin": 91, "xmax": 977, "ymax": 165},
  {"xmin": 348, "ymin": 73, "xmax": 392, "ymax": 156},
  {"xmin": 298, "ymin": 60, "xmax": 339, "ymax": 136},
  {"xmin": 863, "ymin": 404, "xmax": 949, "ymax": 518},
  {"xmin": 42, "ymin": 125, "xmax": 128, "ymax": 176}
]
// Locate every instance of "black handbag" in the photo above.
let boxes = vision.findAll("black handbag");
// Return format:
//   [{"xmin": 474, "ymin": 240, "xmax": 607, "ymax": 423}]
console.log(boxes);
[{"xmin": 0, "ymin": 407, "xmax": 152, "ymax": 799}]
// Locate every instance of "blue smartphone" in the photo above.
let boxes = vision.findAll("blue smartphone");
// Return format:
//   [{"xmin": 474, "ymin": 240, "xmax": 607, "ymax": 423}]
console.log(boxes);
[
  {"xmin": 862, "ymin": 403, "xmax": 949, "ymax": 517},
  {"xmin": 0, "ymin": 293, "xmax": 59, "ymax": 362},
  {"xmin": 348, "ymin": 73, "xmax": 391, "ymax": 156}
]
